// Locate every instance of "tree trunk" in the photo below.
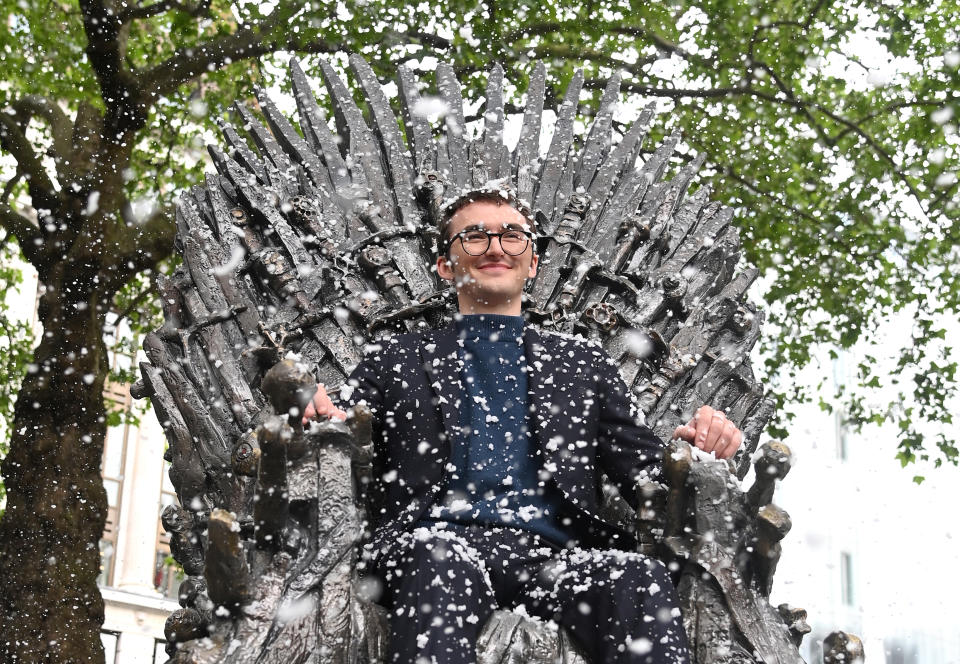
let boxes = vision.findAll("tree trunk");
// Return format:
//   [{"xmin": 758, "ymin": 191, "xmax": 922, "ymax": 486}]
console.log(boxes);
[
  {"xmin": 0, "ymin": 95, "xmax": 169, "ymax": 658},
  {"xmin": 0, "ymin": 261, "xmax": 111, "ymax": 663}
]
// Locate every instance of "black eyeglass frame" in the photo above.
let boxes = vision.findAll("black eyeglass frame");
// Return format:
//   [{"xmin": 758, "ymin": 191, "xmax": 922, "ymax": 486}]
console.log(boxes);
[{"xmin": 443, "ymin": 228, "xmax": 534, "ymax": 256}]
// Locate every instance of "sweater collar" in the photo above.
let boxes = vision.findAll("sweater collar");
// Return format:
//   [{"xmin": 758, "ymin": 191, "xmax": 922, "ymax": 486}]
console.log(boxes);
[
  {"xmin": 454, "ymin": 314, "xmax": 524, "ymax": 342},
  {"xmin": 420, "ymin": 325, "xmax": 558, "ymax": 445}
]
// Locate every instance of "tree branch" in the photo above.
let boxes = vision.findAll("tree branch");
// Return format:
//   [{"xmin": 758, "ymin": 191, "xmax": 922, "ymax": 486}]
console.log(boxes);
[
  {"xmin": 404, "ymin": 29, "xmax": 451, "ymax": 50},
  {"xmin": 485, "ymin": 0, "xmax": 497, "ymax": 24},
  {"xmin": 80, "ymin": 0, "xmax": 129, "ymax": 100},
  {"xmin": 120, "ymin": 0, "xmax": 176, "ymax": 21},
  {"xmin": 105, "ymin": 203, "xmax": 175, "ymax": 291},
  {"xmin": 800, "ymin": 0, "xmax": 829, "ymax": 31},
  {"xmin": 749, "ymin": 60, "xmax": 928, "ymax": 212},
  {"xmin": 603, "ymin": 42, "xmax": 930, "ymax": 219},
  {"xmin": 589, "ymin": 78, "xmax": 750, "ymax": 99},
  {"xmin": 723, "ymin": 165, "xmax": 821, "ymax": 227},
  {"xmin": 748, "ymin": 0, "xmax": 828, "ymax": 61},
  {"xmin": 143, "ymin": 17, "xmax": 455, "ymax": 99},
  {"xmin": 11, "ymin": 96, "xmax": 73, "ymax": 161},
  {"xmin": 380, "ymin": 28, "xmax": 452, "ymax": 51},
  {"xmin": 0, "ymin": 113, "xmax": 58, "ymax": 212},
  {"xmin": 110, "ymin": 273, "xmax": 156, "ymax": 330},
  {"xmin": 119, "ymin": 0, "xmax": 211, "ymax": 22},
  {"xmin": 714, "ymin": 161, "xmax": 863, "ymax": 258},
  {"xmin": 753, "ymin": 62, "xmax": 834, "ymax": 146},
  {"xmin": 80, "ymin": 0, "xmax": 147, "ymax": 135},
  {"xmin": 929, "ymin": 179, "xmax": 960, "ymax": 213},
  {"xmin": 832, "ymin": 97, "xmax": 959, "ymax": 143},
  {"xmin": 530, "ymin": 44, "xmax": 655, "ymax": 79},
  {"xmin": 140, "ymin": 7, "xmax": 309, "ymax": 97},
  {"xmin": 0, "ymin": 203, "xmax": 42, "ymax": 265},
  {"xmin": 503, "ymin": 21, "xmax": 703, "ymax": 67},
  {"xmin": 2, "ymin": 174, "xmax": 23, "ymax": 203},
  {"xmin": 607, "ymin": 24, "xmax": 708, "ymax": 65}
]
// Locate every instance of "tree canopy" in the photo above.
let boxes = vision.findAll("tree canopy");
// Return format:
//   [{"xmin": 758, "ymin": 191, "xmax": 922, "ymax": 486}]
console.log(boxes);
[
  {"xmin": 3, "ymin": 0, "xmax": 957, "ymax": 474},
  {"xmin": 0, "ymin": 0, "xmax": 957, "ymax": 657}
]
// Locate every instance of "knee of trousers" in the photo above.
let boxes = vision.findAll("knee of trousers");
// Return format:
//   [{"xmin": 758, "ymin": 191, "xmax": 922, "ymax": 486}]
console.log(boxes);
[
  {"xmin": 377, "ymin": 528, "xmax": 497, "ymax": 600},
  {"xmin": 616, "ymin": 555, "xmax": 679, "ymax": 603},
  {"xmin": 552, "ymin": 551, "xmax": 679, "ymax": 605}
]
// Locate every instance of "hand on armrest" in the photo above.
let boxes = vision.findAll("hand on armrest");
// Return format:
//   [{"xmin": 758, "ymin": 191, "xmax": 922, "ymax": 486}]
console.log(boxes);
[
  {"xmin": 301, "ymin": 383, "xmax": 348, "ymax": 425},
  {"xmin": 673, "ymin": 405, "xmax": 742, "ymax": 460}
]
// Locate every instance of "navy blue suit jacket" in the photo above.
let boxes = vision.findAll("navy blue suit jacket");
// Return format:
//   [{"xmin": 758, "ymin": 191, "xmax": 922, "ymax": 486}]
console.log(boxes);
[{"xmin": 341, "ymin": 324, "xmax": 665, "ymax": 551}]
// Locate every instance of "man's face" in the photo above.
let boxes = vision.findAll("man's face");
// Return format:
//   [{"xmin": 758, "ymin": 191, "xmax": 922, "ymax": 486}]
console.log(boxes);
[{"xmin": 436, "ymin": 200, "xmax": 538, "ymax": 315}]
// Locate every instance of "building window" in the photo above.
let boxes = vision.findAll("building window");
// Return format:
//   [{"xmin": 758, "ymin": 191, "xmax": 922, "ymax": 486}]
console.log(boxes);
[
  {"xmin": 155, "ymin": 461, "xmax": 183, "ymax": 600},
  {"xmin": 835, "ymin": 413, "xmax": 849, "ymax": 461},
  {"xmin": 154, "ymin": 639, "xmax": 169, "ymax": 663},
  {"xmin": 97, "ymin": 539, "xmax": 115, "ymax": 588},
  {"xmin": 101, "ymin": 631, "xmax": 120, "ymax": 664},
  {"xmin": 97, "ymin": 312, "xmax": 139, "ymax": 588},
  {"xmin": 154, "ymin": 549, "xmax": 183, "ymax": 601},
  {"xmin": 831, "ymin": 352, "xmax": 846, "ymax": 390},
  {"xmin": 840, "ymin": 551, "xmax": 854, "ymax": 606},
  {"xmin": 98, "ymin": 416, "xmax": 129, "ymax": 588},
  {"xmin": 102, "ymin": 421, "xmax": 128, "ymax": 505},
  {"xmin": 104, "ymin": 310, "xmax": 138, "ymax": 383},
  {"xmin": 830, "ymin": 351, "xmax": 851, "ymax": 461}
]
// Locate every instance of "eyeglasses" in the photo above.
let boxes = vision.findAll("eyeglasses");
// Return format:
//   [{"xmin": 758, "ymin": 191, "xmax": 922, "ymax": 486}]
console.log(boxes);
[{"xmin": 447, "ymin": 229, "xmax": 533, "ymax": 256}]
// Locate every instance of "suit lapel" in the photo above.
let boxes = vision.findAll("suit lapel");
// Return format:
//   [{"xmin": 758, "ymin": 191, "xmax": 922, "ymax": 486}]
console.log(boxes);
[
  {"xmin": 420, "ymin": 326, "xmax": 464, "ymax": 445},
  {"xmin": 523, "ymin": 326, "xmax": 560, "ymax": 440},
  {"xmin": 525, "ymin": 328, "xmax": 592, "ymax": 514}
]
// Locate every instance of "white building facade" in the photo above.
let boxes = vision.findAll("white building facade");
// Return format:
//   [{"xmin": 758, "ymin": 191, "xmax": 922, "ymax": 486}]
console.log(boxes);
[
  {"xmin": 97, "ymin": 375, "xmax": 180, "ymax": 664},
  {"xmin": 771, "ymin": 350, "xmax": 960, "ymax": 664}
]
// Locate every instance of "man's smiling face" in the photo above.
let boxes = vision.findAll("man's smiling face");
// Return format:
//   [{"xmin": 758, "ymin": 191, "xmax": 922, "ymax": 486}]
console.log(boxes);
[{"xmin": 436, "ymin": 200, "xmax": 538, "ymax": 315}]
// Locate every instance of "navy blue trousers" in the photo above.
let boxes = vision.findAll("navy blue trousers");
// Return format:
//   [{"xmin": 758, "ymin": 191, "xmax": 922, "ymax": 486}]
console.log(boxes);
[{"xmin": 368, "ymin": 523, "xmax": 690, "ymax": 664}]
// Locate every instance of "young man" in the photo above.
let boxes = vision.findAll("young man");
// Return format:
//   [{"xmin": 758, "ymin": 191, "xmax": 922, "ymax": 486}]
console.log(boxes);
[{"xmin": 304, "ymin": 191, "xmax": 743, "ymax": 664}]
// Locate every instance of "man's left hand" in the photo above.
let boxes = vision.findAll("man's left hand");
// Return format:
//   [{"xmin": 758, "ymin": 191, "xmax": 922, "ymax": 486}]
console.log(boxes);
[{"xmin": 673, "ymin": 405, "xmax": 743, "ymax": 460}]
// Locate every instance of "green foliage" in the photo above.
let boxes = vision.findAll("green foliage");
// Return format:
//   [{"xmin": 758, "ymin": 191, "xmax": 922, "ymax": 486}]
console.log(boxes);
[
  {"xmin": 163, "ymin": 554, "xmax": 186, "ymax": 582},
  {"xmin": 103, "ymin": 270, "xmax": 166, "ymax": 429},
  {"xmin": 0, "ymin": 238, "xmax": 36, "ymax": 507},
  {"xmin": 312, "ymin": 0, "xmax": 960, "ymax": 469},
  {"xmin": 0, "ymin": 0, "xmax": 958, "ymax": 472}
]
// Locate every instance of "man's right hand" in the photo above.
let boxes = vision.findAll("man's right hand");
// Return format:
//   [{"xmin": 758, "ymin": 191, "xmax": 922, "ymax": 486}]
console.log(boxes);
[{"xmin": 301, "ymin": 383, "xmax": 348, "ymax": 426}]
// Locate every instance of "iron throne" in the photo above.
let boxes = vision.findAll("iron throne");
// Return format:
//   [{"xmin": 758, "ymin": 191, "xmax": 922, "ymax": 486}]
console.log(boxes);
[{"xmin": 134, "ymin": 56, "xmax": 852, "ymax": 663}]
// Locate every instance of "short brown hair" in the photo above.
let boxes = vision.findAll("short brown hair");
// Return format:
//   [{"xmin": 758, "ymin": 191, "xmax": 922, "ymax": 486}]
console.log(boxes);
[{"xmin": 438, "ymin": 188, "xmax": 537, "ymax": 255}]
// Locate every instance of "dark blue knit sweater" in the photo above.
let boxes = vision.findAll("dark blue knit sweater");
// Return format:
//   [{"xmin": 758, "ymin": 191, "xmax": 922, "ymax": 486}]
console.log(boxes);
[{"xmin": 422, "ymin": 314, "xmax": 570, "ymax": 545}]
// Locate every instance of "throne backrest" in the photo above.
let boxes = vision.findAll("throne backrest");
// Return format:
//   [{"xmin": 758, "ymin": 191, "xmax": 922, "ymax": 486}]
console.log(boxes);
[
  {"xmin": 137, "ymin": 57, "xmax": 772, "ymax": 516},
  {"xmin": 135, "ymin": 57, "xmax": 815, "ymax": 664}
]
